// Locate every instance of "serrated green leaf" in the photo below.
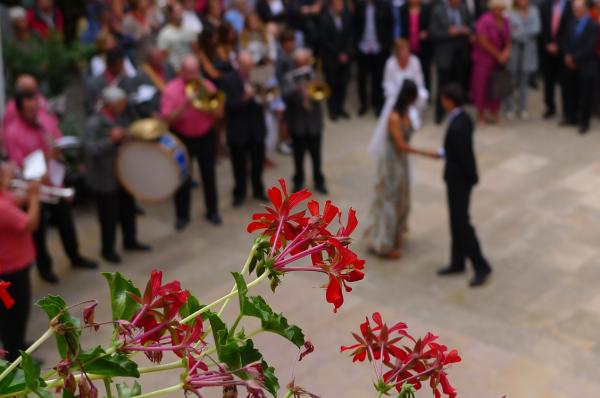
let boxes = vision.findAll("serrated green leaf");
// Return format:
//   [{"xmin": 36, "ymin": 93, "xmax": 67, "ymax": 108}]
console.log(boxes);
[
  {"xmin": 179, "ymin": 295, "xmax": 201, "ymax": 318},
  {"xmin": 238, "ymin": 340, "xmax": 262, "ymax": 367},
  {"xmin": 20, "ymin": 351, "xmax": 46, "ymax": 394},
  {"xmin": 248, "ymin": 254, "xmax": 259, "ymax": 275},
  {"xmin": 261, "ymin": 360, "xmax": 279, "ymax": 397},
  {"xmin": 116, "ymin": 381, "xmax": 142, "ymax": 398},
  {"xmin": 102, "ymin": 272, "xmax": 142, "ymax": 322},
  {"xmin": 36, "ymin": 296, "xmax": 82, "ymax": 359},
  {"xmin": 77, "ymin": 347, "xmax": 140, "ymax": 377},
  {"xmin": 0, "ymin": 360, "xmax": 26, "ymax": 395}
]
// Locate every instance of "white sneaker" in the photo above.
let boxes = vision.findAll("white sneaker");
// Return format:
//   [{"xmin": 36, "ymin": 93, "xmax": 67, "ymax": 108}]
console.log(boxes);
[
  {"xmin": 505, "ymin": 111, "xmax": 515, "ymax": 120},
  {"xmin": 519, "ymin": 111, "xmax": 529, "ymax": 120}
]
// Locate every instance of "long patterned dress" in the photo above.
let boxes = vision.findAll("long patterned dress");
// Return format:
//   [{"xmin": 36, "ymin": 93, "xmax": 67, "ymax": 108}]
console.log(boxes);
[{"xmin": 365, "ymin": 122, "xmax": 413, "ymax": 255}]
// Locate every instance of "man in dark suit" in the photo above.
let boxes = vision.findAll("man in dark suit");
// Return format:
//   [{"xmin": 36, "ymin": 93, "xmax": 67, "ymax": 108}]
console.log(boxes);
[
  {"xmin": 429, "ymin": 0, "xmax": 473, "ymax": 123},
  {"xmin": 319, "ymin": 0, "xmax": 354, "ymax": 121},
  {"xmin": 282, "ymin": 48, "xmax": 328, "ymax": 194},
  {"xmin": 560, "ymin": 0, "xmax": 599, "ymax": 133},
  {"xmin": 354, "ymin": 0, "xmax": 394, "ymax": 116},
  {"xmin": 220, "ymin": 51, "xmax": 267, "ymax": 206},
  {"xmin": 437, "ymin": 84, "xmax": 492, "ymax": 288},
  {"xmin": 539, "ymin": 0, "xmax": 573, "ymax": 118}
]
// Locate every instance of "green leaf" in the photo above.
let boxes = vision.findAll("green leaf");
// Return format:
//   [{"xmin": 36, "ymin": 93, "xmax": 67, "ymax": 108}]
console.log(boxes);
[
  {"xmin": 62, "ymin": 389, "xmax": 76, "ymax": 398},
  {"xmin": 238, "ymin": 340, "xmax": 262, "ymax": 367},
  {"xmin": 116, "ymin": 381, "xmax": 142, "ymax": 398},
  {"xmin": 261, "ymin": 360, "xmax": 279, "ymax": 397},
  {"xmin": 102, "ymin": 272, "xmax": 142, "ymax": 322},
  {"xmin": 231, "ymin": 274, "xmax": 304, "ymax": 348},
  {"xmin": 77, "ymin": 346, "xmax": 140, "ymax": 377},
  {"xmin": 398, "ymin": 383, "xmax": 416, "ymax": 398},
  {"xmin": 20, "ymin": 351, "xmax": 46, "ymax": 394},
  {"xmin": 179, "ymin": 295, "xmax": 202, "ymax": 319},
  {"xmin": 36, "ymin": 295, "xmax": 82, "ymax": 359},
  {"xmin": 0, "ymin": 360, "xmax": 26, "ymax": 395}
]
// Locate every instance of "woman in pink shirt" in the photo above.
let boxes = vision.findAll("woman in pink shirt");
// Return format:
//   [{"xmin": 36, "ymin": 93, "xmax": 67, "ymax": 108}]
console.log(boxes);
[{"xmin": 0, "ymin": 161, "xmax": 40, "ymax": 361}]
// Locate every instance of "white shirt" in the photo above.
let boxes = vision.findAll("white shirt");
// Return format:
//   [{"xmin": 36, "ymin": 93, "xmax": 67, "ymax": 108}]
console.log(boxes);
[
  {"xmin": 382, "ymin": 54, "xmax": 429, "ymax": 128},
  {"xmin": 182, "ymin": 10, "xmax": 203, "ymax": 34},
  {"xmin": 157, "ymin": 24, "xmax": 197, "ymax": 71},
  {"xmin": 90, "ymin": 55, "xmax": 137, "ymax": 78},
  {"xmin": 359, "ymin": 3, "xmax": 381, "ymax": 54}
]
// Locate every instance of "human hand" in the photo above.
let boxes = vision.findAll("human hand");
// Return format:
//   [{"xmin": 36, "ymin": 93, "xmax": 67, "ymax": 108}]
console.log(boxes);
[
  {"xmin": 419, "ymin": 30, "xmax": 428, "ymax": 39},
  {"xmin": 339, "ymin": 53, "xmax": 349, "ymax": 63},
  {"xmin": 449, "ymin": 25, "xmax": 460, "ymax": 36},
  {"xmin": 546, "ymin": 42, "xmax": 558, "ymax": 54},
  {"xmin": 109, "ymin": 127, "xmax": 126, "ymax": 144},
  {"xmin": 27, "ymin": 180, "xmax": 41, "ymax": 200}
]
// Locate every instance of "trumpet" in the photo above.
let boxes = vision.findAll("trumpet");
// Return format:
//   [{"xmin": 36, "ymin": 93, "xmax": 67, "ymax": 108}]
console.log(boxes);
[
  {"xmin": 185, "ymin": 79, "xmax": 226, "ymax": 113},
  {"xmin": 10, "ymin": 179, "xmax": 75, "ymax": 204},
  {"xmin": 252, "ymin": 83, "xmax": 280, "ymax": 105}
]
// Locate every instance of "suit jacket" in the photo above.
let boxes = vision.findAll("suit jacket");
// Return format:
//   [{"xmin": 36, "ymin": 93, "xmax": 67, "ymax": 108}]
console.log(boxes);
[
  {"xmin": 443, "ymin": 110, "xmax": 479, "ymax": 186},
  {"xmin": 353, "ymin": 0, "xmax": 394, "ymax": 55},
  {"xmin": 281, "ymin": 69, "xmax": 323, "ymax": 136},
  {"xmin": 561, "ymin": 16, "xmax": 600, "ymax": 76},
  {"xmin": 429, "ymin": 2, "xmax": 472, "ymax": 69},
  {"xmin": 220, "ymin": 70, "xmax": 267, "ymax": 146},
  {"xmin": 319, "ymin": 9, "xmax": 354, "ymax": 69},
  {"xmin": 539, "ymin": 0, "xmax": 573, "ymax": 53},
  {"xmin": 399, "ymin": 4, "xmax": 432, "ymax": 57}
]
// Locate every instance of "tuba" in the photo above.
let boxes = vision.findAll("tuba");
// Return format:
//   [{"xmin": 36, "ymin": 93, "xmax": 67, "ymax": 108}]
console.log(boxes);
[{"xmin": 185, "ymin": 79, "xmax": 226, "ymax": 113}]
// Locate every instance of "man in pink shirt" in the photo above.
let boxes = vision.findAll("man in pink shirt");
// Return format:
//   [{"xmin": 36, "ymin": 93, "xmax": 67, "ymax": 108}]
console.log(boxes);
[
  {"xmin": 3, "ymin": 90, "xmax": 98, "ymax": 284},
  {"xmin": 0, "ymin": 161, "xmax": 40, "ymax": 361},
  {"xmin": 1, "ymin": 74, "xmax": 50, "ymax": 131},
  {"xmin": 161, "ymin": 54, "xmax": 222, "ymax": 230}
]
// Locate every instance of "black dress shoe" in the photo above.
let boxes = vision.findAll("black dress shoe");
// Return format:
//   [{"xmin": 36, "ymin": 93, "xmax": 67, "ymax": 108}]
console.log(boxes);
[
  {"xmin": 437, "ymin": 265, "xmax": 465, "ymax": 276},
  {"xmin": 39, "ymin": 270, "xmax": 59, "ymax": 284},
  {"xmin": 340, "ymin": 110, "xmax": 351, "ymax": 119},
  {"xmin": 358, "ymin": 106, "xmax": 368, "ymax": 116},
  {"xmin": 232, "ymin": 197, "xmax": 245, "ymax": 207},
  {"xmin": 315, "ymin": 184, "xmax": 329, "ymax": 195},
  {"xmin": 543, "ymin": 109, "xmax": 555, "ymax": 119},
  {"xmin": 205, "ymin": 213, "xmax": 222, "ymax": 226},
  {"xmin": 175, "ymin": 218, "xmax": 189, "ymax": 231},
  {"xmin": 135, "ymin": 204, "xmax": 146, "ymax": 216},
  {"xmin": 559, "ymin": 118, "xmax": 577, "ymax": 126},
  {"xmin": 434, "ymin": 114, "xmax": 444, "ymax": 125},
  {"xmin": 293, "ymin": 183, "xmax": 304, "ymax": 193},
  {"xmin": 579, "ymin": 124, "xmax": 590, "ymax": 134},
  {"xmin": 253, "ymin": 193, "xmax": 268, "ymax": 202},
  {"xmin": 329, "ymin": 114, "xmax": 339, "ymax": 122},
  {"xmin": 102, "ymin": 252, "xmax": 122, "ymax": 264},
  {"xmin": 469, "ymin": 269, "xmax": 492, "ymax": 288},
  {"xmin": 124, "ymin": 242, "xmax": 152, "ymax": 252},
  {"xmin": 72, "ymin": 257, "xmax": 98, "ymax": 270}
]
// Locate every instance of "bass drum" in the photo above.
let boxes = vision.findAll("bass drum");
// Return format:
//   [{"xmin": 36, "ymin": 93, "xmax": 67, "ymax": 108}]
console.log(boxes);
[{"xmin": 116, "ymin": 133, "xmax": 189, "ymax": 202}]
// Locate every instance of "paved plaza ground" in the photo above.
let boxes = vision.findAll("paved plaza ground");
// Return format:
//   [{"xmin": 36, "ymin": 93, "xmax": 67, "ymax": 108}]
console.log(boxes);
[{"xmin": 30, "ymin": 89, "xmax": 600, "ymax": 398}]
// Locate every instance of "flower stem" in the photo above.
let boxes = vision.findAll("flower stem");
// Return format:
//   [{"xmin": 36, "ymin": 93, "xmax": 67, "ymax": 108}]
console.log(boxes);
[
  {"xmin": 375, "ymin": 391, "xmax": 384, "ymax": 398},
  {"xmin": 181, "ymin": 272, "xmax": 268, "ymax": 324},
  {"xmin": 104, "ymin": 378, "xmax": 113, "ymax": 398},
  {"xmin": 283, "ymin": 390, "xmax": 294, "ymax": 398},
  {"xmin": 132, "ymin": 383, "xmax": 184, "ymax": 398},
  {"xmin": 0, "ymin": 327, "xmax": 53, "ymax": 383},
  {"xmin": 137, "ymin": 360, "xmax": 185, "ymax": 374},
  {"xmin": 217, "ymin": 245, "xmax": 257, "ymax": 317}
]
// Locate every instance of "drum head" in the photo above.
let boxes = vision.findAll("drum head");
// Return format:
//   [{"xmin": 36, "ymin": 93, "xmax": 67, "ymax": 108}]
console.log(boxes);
[{"xmin": 117, "ymin": 141, "xmax": 181, "ymax": 202}]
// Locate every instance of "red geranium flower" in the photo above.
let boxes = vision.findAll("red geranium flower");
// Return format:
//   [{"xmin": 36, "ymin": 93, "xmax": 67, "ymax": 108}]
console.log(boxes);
[{"xmin": 0, "ymin": 281, "xmax": 14, "ymax": 309}]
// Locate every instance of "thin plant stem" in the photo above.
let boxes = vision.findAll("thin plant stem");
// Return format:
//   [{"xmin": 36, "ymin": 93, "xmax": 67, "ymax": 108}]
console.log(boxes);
[
  {"xmin": 0, "ymin": 327, "xmax": 53, "ymax": 383},
  {"xmin": 104, "ymin": 378, "xmax": 113, "ymax": 398},
  {"xmin": 131, "ymin": 383, "xmax": 184, "ymax": 398},
  {"xmin": 283, "ymin": 390, "xmax": 294, "ymax": 398}
]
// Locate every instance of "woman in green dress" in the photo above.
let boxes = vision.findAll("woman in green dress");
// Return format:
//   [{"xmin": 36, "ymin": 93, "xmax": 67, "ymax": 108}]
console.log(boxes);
[{"xmin": 366, "ymin": 80, "xmax": 441, "ymax": 259}]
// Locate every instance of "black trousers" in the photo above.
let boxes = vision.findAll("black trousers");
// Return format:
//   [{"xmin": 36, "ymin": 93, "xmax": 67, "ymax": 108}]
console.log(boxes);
[
  {"xmin": 291, "ymin": 134, "xmax": 325, "ymax": 188},
  {"xmin": 416, "ymin": 51, "xmax": 432, "ymax": 95},
  {"xmin": 174, "ymin": 129, "xmax": 218, "ymax": 220},
  {"xmin": 324, "ymin": 61, "xmax": 351, "ymax": 118},
  {"xmin": 95, "ymin": 187, "xmax": 137, "ymax": 254},
  {"xmin": 357, "ymin": 51, "xmax": 388, "ymax": 114},
  {"xmin": 542, "ymin": 53, "xmax": 563, "ymax": 113},
  {"xmin": 229, "ymin": 141, "xmax": 265, "ymax": 200},
  {"xmin": 561, "ymin": 68, "xmax": 596, "ymax": 127},
  {"xmin": 446, "ymin": 181, "xmax": 490, "ymax": 275},
  {"xmin": 0, "ymin": 266, "xmax": 31, "ymax": 362},
  {"xmin": 435, "ymin": 57, "xmax": 469, "ymax": 121},
  {"xmin": 34, "ymin": 200, "xmax": 81, "ymax": 274}
]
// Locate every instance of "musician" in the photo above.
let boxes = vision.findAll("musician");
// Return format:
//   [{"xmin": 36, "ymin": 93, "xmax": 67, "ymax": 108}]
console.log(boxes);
[
  {"xmin": 3, "ymin": 90, "xmax": 97, "ymax": 284},
  {"xmin": 133, "ymin": 47, "xmax": 176, "ymax": 118},
  {"xmin": 282, "ymin": 48, "xmax": 328, "ymax": 194},
  {"xmin": 0, "ymin": 161, "xmax": 40, "ymax": 361},
  {"xmin": 2, "ymin": 74, "xmax": 50, "ymax": 130},
  {"xmin": 161, "ymin": 54, "xmax": 223, "ymax": 230},
  {"xmin": 220, "ymin": 51, "xmax": 267, "ymax": 207},
  {"xmin": 84, "ymin": 87, "xmax": 152, "ymax": 264}
]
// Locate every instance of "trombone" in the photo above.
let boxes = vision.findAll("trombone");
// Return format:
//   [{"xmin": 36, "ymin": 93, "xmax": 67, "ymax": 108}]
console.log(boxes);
[
  {"xmin": 10, "ymin": 179, "xmax": 75, "ymax": 204},
  {"xmin": 185, "ymin": 79, "xmax": 226, "ymax": 113}
]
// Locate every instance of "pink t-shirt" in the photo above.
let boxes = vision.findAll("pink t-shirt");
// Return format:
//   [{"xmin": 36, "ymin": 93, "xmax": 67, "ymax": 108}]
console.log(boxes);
[
  {"xmin": 160, "ymin": 77, "xmax": 217, "ymax": 138},
  {"xmin": 0, "ymin": 192, "xmax": 35, "ymax": 275},
  {"xmin": 1, "ymin": 96, "xmax": 50, "ymax": 131},
  {"xmin": 409, "ymin": 12, "xmax": 421, "ymax": 54},
  {"xmin": 2, "ymin": 111, "xmax": 63, "ymax": 167}
]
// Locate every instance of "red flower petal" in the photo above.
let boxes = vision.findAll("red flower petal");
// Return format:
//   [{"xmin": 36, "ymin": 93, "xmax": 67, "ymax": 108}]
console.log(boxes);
[
  {"xmin": 325, "ymin": 276, "xmax": 343, "ymax": 312},
  {"xmin": 0, "ymin": 281, "xmax": 15, "ymax": 310}
]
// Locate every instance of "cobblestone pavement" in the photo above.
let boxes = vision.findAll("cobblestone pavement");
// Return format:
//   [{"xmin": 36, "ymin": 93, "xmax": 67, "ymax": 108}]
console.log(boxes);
[{"xmin": 29, "ymin": 89, "xmax": 600, "ymax": 398}]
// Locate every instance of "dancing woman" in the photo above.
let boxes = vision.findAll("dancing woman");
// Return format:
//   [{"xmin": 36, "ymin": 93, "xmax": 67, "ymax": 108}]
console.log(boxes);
[{"xmin": 365, "ymin": 80, "xmax": 440, "ymax": 259}]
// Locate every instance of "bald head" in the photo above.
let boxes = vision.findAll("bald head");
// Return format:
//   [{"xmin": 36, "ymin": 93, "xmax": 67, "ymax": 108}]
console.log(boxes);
[
  {"xmin": 180, "ymin": 55, "xmax": 200, "ymax": 82},
  {"xmin": 293, "ymin": 48, "xmax": 312, "ymax": 67},
  {"xmin": 15, "ymin": 74, "xmax": 38, "ymax": 94},
  {"xmin": 238, "ymin": 51, "xmax": 254, "ymax": 77},
  {"xmin": 572, "ymin": 0, "xmax": 588, "ymax": 17}
]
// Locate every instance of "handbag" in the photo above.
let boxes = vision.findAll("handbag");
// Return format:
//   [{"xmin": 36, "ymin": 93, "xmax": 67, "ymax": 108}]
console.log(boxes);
[{"xmin": 489, "ymin": 67, "xmax": 513, "ymax": 100}]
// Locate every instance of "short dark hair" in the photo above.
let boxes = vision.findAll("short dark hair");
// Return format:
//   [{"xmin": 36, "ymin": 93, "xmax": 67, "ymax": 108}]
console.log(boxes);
[
  {"xmin": 441, "ymin": 83, "xmax": 465, "ymax": 106},
  {"xmin": 14, "ymin": 89, "xmax": 36, "ymax": 111},
  {"xmin": 279, "ymin": 27, "xmax": 296, "ymax": 44},
  {"xmin": 106, "ymin": 47, "xmax": 125, "ymax": 67}
]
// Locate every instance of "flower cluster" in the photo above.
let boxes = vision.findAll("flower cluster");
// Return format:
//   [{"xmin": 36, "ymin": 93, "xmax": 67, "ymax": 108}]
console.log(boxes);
[
  {"xmin": 184, "ymin": 360, "xmax": 268, "ymax": 398},
  {"xmin": 341, "ymin": 312, "xmax": 461, "ymax": 398},
  {"xmin": 248, "ymin": 179, "xmax": 364, "ymax": 312},
  {"xmin": 115, "ymin": 270, "xmax": 204, "ymax": 364}
]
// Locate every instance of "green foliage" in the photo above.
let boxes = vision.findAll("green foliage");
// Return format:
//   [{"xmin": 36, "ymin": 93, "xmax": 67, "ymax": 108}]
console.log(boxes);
[
  {"xmin": 116, "ymin": 381, "xmax": 142, "ymax": 398},
  {"xmin": 77, "ymin": 346, "xmax": 140, "ymax": 378},
  {"xmin": 179, "ymin": 295, "xmax": 202, "ymax": 319},
  {"xmin": 101, "ymin": 272, "xmax": 142, "ymax": 323},
  {"xmin": 36, "ymin": 295, "xmax": 82, "ymax": 359},
  {"xmin": 398, "ymin": 383, "xmax": 416, "ymax": 398},
  {"xmin": 260, "ymin": 360, "xmax": 279, "ymax": 397},
  {"xmin": 232, "ymin": 273, "xmax": 305, "ymax": 347},
  {"xmin": 19, "ymin": 352, "xmax": 51, "ymax": 398},
  {"xmin": 2, "ymin": 33, "xmax": 93, "ymax": 97},
  {"xmin": 0, "ymin": 360, "xmax": 26, "ymax": 395}
]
